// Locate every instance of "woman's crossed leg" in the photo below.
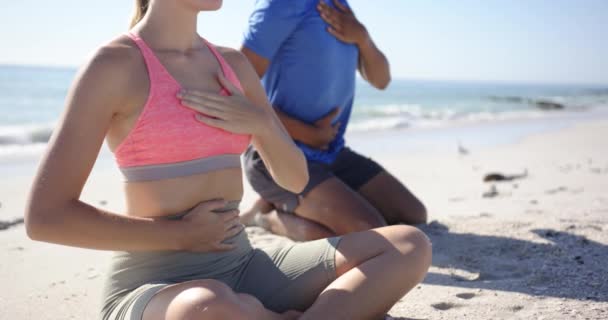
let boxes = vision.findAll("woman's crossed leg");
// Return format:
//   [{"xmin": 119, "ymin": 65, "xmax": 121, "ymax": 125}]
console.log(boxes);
[{"xmin": 141, "ymin": 225, "xmax": 431, "ymax": 320}]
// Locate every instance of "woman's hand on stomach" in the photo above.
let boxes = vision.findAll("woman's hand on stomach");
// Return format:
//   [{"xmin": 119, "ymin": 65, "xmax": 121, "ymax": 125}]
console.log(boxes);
[{"xmin": 171, "ymin": 199, "xmax": 244, "ymax": 252}]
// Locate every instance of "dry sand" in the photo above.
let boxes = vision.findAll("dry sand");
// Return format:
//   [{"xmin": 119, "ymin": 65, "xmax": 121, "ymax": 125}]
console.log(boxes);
[{"xmin": 1, "ymin": 119, "xmax": 607, "ymax": 319}]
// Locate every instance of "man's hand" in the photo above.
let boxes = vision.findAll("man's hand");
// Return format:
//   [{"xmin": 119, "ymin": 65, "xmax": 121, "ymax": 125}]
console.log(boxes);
[
  {"xmin": 317, "ymin": 0, "xmax": 369, "ymax": 46},
  {"xmin": 311, "ymin": 107, "xmax": 341, "ymax": 150},
  {"xmin": 275, "ymin": 107, "xmax": 341, "ymax": 151}
]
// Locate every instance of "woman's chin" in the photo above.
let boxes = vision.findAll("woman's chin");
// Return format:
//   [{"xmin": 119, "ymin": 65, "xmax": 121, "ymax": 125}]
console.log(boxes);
[{"xmin": 193, "ymin": 0, "xmax": 223, "ymax": 11}]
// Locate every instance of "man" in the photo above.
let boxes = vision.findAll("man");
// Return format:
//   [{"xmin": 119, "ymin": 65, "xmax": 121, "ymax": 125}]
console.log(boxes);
[{"xmin": 240, "ymin": 0, "xmax": 427, "ymax": 241}]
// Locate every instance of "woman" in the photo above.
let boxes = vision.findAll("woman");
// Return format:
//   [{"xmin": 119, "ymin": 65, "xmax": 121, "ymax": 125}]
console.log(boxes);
[{"xmin": 25, "ymin": 0, "xmax": 432, "ymax": 319}]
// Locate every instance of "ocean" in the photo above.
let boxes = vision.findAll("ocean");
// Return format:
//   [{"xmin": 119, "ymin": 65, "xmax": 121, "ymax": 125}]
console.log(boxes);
[{"xmin": 1, "ymin": 64, "xmax": 607, "ymax": 162}]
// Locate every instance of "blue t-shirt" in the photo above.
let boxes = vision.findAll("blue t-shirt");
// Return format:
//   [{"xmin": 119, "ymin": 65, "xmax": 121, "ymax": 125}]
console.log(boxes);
[{"xmin": 243, "ymin": 0, "xmax": 358, "ymax": 164}]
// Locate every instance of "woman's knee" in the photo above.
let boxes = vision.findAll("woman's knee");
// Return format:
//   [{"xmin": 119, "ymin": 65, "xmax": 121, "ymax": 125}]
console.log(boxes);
[
  {"xmin": 162, "ymin": 280, "xmax": 252, "ymax": 320},
  {"xmin": 386, "ymin": 225, "xmax": 432, "ymax": 272}
]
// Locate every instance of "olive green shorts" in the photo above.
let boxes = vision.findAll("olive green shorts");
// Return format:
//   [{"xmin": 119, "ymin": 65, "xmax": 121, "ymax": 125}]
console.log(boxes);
[{"xmin": 101, "ymin": 202, "xmax": 342, "ymax": 320}]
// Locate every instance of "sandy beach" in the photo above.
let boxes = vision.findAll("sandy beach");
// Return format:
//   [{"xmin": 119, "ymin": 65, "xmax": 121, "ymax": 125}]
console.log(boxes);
[{"xmin": 1, "ymin": 116, "xmax": 607, "ymax": 319}]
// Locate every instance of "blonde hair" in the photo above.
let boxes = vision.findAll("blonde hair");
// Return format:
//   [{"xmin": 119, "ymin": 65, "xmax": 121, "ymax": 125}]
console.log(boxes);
[{"xmin": 130, "ymin": 0, "xmax": 150, "ymax": 28}]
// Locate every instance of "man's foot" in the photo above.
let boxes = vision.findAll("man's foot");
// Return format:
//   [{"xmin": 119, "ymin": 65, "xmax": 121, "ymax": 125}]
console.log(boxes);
[{"xmin": 239, "ymin": 198, "xmax": 274, "ymax": 227}]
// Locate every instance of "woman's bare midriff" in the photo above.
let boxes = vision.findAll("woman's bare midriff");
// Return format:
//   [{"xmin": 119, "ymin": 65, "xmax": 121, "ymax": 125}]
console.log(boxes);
[{"xmin": 123, "ymin": 168, "xmax": 244, "ymax": 218}]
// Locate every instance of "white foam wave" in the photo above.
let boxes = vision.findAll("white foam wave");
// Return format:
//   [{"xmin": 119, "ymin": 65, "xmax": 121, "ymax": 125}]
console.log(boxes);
[
  {"xmin": 0, "ymin": 123, "xmax": 55, "ymax": 146},
  {"xmin": 347, "ymin": 107, "xmax": 571, "ymax": 133},
  {"xmin": 355, "ymin": 104, "xmax": 458, "ymax": 121}
]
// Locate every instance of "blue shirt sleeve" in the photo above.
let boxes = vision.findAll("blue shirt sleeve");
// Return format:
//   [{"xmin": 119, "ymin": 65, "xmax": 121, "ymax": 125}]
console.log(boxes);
[{"xmin": 243, "ymin": 0, "xmax": 309, "ymax": 60}]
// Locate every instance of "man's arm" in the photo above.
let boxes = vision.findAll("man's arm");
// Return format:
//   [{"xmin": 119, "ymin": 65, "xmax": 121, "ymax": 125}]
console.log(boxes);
[
  {"xmin": 317, "ymin": 0, "xmax": 391, "ymax": 89},
  {"xmin": 357, "ymin": 34, "xmax": 391, "ymax": 90},
  {"xmin": 240, "ymin": 46, "xmax": 270, "ymax": 78}
]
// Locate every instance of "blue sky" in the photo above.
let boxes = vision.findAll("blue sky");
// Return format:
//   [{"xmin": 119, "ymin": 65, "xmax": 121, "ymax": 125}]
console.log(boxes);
[{"xmin": 1, "ymin": 0, "xmax": 607, "ymax": 84}]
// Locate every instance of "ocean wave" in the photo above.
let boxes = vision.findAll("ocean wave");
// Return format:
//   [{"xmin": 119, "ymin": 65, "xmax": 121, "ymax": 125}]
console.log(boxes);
[
  {"xmin": 346, "ymin": 107, "xmax": 579, "ymax": 133},
  {"xmin": 487, "ymin": 96, "xmax": 571, "ymax": 110},
  {"xmin": 0, "ymin": 143, "xmax": 48, "ymax": 163},
  {"xmin": 0, "ymin": 123, "xmax": 54, "ymax": 146},
  {"xmin": 348, "ymin": 117, "xmax": 412, "ymax": 132},
  {"xmin": 585, "ymin": 88, "xmax": 608, "ymax": 96},
  {"xmin": 486, "ymin": 94, "xmax": 606, "ymax": 111},
  {"xmin": 355, "ymin": 104, "xmax": 458, "ymax": 121}
]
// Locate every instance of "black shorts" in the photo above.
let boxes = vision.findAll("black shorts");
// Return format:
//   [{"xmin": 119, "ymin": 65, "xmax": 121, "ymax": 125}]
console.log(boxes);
[{"xmin": 244, "ymin": 146, "xmax": 384, "ymax": 213}]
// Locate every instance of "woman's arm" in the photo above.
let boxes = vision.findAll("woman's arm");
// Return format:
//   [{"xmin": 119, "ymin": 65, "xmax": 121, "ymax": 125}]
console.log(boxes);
[
  {"xmin": 236, "ymin": 55, "xmax": 309, "ymax": 193},
  {"xmin": 25, "ymin": 43, "xmax": 240, "ymax": 252},
  {"xmin": 179, "ymin": 49, "xmax": 308, "ymax": 194}
]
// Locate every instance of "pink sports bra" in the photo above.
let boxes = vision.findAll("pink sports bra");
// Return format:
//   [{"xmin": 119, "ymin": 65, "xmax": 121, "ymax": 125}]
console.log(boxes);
[{"xmin": 114, "ymin": 33, "xmax": 251, "ymax": 181}]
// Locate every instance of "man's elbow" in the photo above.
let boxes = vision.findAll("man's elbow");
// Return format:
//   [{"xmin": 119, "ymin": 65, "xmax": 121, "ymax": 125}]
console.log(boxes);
[{"xmin": 375, "ymin": 75, "xmax": 391, "ymax": 90}]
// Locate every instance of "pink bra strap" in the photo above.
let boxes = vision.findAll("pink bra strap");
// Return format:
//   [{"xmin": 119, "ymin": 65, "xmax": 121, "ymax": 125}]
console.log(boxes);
[
  {"xmin": 202, "ymin": 39, "xmax": 244, "ymax": 92},
  {"xmin": 127, "ymin": 32, "xmax": 243, "ymax": 92},
  {"xmin": 126, "ymin": 32, "xmax": 162, "ymax": 83}
]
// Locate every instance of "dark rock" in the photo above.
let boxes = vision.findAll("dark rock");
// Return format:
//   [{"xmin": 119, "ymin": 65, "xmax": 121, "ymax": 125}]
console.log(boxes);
[
  {"xmin": 0, "ymin": 218, "xmax": 24, "ymax": 231},
  {"xmin": 544, "ymin": 230, "xmax": 557, "ymax": 237},
  {"xmin": 483, "ymin": 185, "xmax": 499, "ymax": 198},
  {"xmin": 484, "ymin": 169, "xmax": 528, "ymax": 182},
  {"xmin": 431, "ymin": 302, "xmax": 458, "ymax": 311},
  {"xmin": 488, "ymin": 96, "xmax": 527, "ymax": 103},
  {"xmin": 455, "ymin": 293, "xmax": 476, "ymax": 300},
  {"xmin": 546, "ymin": 186, "xmax": 568, "ymax": 195},
  {"xmin": 535, "ymin": 100, "xmax": 565, "ymax": 110}
]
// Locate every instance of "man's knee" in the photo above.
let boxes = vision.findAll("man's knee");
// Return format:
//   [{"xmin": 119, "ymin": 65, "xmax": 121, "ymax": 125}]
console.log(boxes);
[
  {"xmin": 409, "ymin": 200, "xmax": 427, "ymax": 224},
  {"xmin": 394, "ymin": 198, "xmax": 427, "ymax": 225},
  {"xmin": 334, "ymin": 213, "xmax": 387, "ymax": 235},
  {"xmin": 295, "ymin": 222, "xmax": 335, "ymax": 240}
]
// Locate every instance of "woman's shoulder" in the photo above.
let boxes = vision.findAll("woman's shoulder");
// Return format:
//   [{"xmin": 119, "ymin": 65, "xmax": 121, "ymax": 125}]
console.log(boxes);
[
  {"xmin": 214, "ymin": 46, "xmax": 260, "ymax": 90},
  {"xmin": 74, "ymin": 35, "xmax": 147, "ymax": 93},
  {"xmin": 215, "ymin": 46, "xmax": 250, "ymax": 74},
  {"xmin": 213, "ymin": 46, "xmax": 269, "ymax": 103},
  {"xmin": 69, "ymin": 35, "xmax": 149, "ymax": 112},
  {"xmin": 85, "ymin": 35, "xmax": 146, "ymax": 79}
]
